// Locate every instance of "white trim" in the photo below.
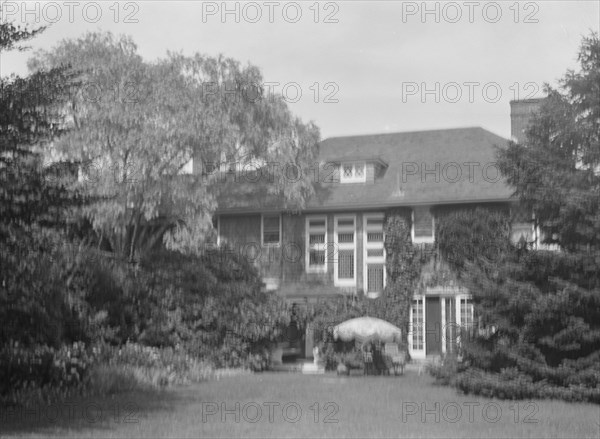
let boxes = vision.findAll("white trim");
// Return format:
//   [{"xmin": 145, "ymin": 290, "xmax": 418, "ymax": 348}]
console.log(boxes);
[
  {"xmin": 305, "ymin": 214, "xmax": 328, "ymax": 274},
  {"xmin": 215, "ymin": 215, "xmax": 220, "ymax": 247},
  {"xmin": 411, "ymin": 206, "xmax": 435, "ymax": 244},
  {"xmin": 363, "ymin": 212, "xmax": 386, "ymax": 298},
  {"xmin": 261, "ymin": 213, "xmax": 281, "ymax": 247},
  {"xmin": 340, "ymin": 162, "xmax": 367, "ymax": 183},
  {"xmin": 333, "ymin": 214, "xmax": 356, "ymax": 287},
  {"xmin": 441, "ymin": 298, "xmax": 446, "ymax": 355},
  {"xmin": 409, "ymin": 296, "xmax": 426, "ymax": 359},
  {"xmin": 457, "ymin": 295, "xmax": 474, "ymax": 348}
]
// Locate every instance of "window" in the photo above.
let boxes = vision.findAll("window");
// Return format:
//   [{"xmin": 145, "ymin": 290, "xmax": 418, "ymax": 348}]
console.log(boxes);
[
  {"xmin": 262, "ymin": 214, "xmax": 281, "ymax": 246},
  {"xmin": 445, "ymin": 298, "xmax": 457, "ymax": 355},
  {"xmin": 411, "ymin": 298, "xmax": 424, "ymax": 351},
  {"xmin": 208, "ymin": 215, "xmax": 220, "ymax": 247},
  {"xmin": 334, "ymin": 215, "xmax": 356, "ymax": 286},
  {"xmin": 460, "ymin": 297, "xmax": 474, "ymax": 333},
  {"xmin": 511, "ymin": 222, "xmax": 534, "ymax": 246},
  {"xmin": 364, "ymin": 213, "xmax": 385, "ymax": 297},
  {"xmin": 340, "ymin": 162, "xmax": 366, "ymax": 183},
  {"xmin": 412, "ymin": 207, "xmax": 434, "ymax": 244},
  {"xmin": 306, "ymin": 216, "xmax": 327, "ymax": 272}
]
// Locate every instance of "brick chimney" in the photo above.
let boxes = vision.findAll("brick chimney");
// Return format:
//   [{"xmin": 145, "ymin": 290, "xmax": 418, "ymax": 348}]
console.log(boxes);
[{"xmin": 509, "ymin": 98, "xmax": 544, "ymax": 144}]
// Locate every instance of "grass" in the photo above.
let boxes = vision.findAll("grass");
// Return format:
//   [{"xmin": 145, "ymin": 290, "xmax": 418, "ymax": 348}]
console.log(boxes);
[{"xmin": 1, "ymin": 370, "xmax": 598, "ymax": 438}]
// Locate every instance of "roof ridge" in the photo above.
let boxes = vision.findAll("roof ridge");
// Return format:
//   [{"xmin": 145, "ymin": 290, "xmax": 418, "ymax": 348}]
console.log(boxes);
[{"xmin": 322, "ymin": 126, "xmax": 496, "ymax": 142}]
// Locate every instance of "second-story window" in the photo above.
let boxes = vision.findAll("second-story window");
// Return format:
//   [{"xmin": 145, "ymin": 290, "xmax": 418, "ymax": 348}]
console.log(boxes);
[
  {"xmin": 412, "ymin": 207, "xmax": 434, "ymax": 244},
  {"xmin": 364, "ymin": 213, "xmax": 385, "ymax": 297},
  {"xmin": 334, "ymin": 215, "xmax": 356, "ymax": 286},
  {"xmin": 340, "ymin": 162, "xmax": 366, "ymax": 183},
  {"xmin": 262, "ymin": 214, "xmax": 281, "ymax": 246}
]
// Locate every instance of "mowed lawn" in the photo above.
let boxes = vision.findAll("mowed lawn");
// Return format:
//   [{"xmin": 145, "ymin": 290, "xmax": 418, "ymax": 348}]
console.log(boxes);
[{"xmin": 1, "ymin": 370, "xmax": 598, "ymax": 438}]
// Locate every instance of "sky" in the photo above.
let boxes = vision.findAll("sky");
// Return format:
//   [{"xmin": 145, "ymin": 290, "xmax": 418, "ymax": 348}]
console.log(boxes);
[{"xmin": 1, "ymin": 1, "xmax": 599, "ymax": 140}]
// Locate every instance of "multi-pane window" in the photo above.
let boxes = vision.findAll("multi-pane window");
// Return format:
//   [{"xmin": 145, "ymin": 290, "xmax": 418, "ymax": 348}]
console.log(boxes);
[
  {"xmin": 367, "ymin": 265, "xmax": 384, "ymax": 293},
  {"xmin": 334, "ymin": 215, "xmax": 356, "ymax": 285},
  {"xmin": 338, "ymin": 251, "xmax": 354, "ymax": 279},
  {"xmin": 262, "ymin": 214, "xmax": 280, "ymax": 246},
  {"xmin": 340, "ymin": 162, "xmax": 366, "ymax": 183},
  {"xmin": 460, "ymin": 297, "xmax": 474, "ymax": 333},
  {"xmin": 411, "ymin": 298, "xmax": 424, "ymax": 351},
  {"xmin": 364, "ymin": 214, "xmax": 385, "ymax": 297},
  {"xmin": 412, "ymin": 207, "xmax": 434, "ymax": 243},
  {"xmin": 306, "ymin": 216, "xmax": 327, "ymax": 272}
]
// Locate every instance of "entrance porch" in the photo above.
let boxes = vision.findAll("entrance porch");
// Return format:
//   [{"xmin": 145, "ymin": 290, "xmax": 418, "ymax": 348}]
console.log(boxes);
[{"xmin": 408, "ymin": 287, "xmax": 473, "ymax": 360}]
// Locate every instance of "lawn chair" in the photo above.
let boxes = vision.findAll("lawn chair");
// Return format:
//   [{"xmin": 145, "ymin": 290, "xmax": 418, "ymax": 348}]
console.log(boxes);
[
  {"xmin": 362, "ymin": 350, "xmax": 374, "ymax": 375},
  {"xmin": 384, "ymin": 343, "xmax": 406, "ymax": 375}
]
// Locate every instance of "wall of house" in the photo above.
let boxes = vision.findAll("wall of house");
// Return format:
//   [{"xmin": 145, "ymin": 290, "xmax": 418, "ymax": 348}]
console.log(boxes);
[{"xmin": 217, "ymin": 202, "xmax": 511, "ymax": 301}]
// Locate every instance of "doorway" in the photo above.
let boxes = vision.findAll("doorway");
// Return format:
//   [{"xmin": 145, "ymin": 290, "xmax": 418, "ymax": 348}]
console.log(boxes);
[{"xmin": 425, "ymin": 297, "xmax": 442, "ymax": 355}]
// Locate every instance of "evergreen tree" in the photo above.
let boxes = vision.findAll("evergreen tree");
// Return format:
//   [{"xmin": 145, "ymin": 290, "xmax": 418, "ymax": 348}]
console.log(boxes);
[
  {"xmin": 439, "ymin": 33, "xmax": 600, "ymax": 402},
  {"xmin": 0, "ymin": 22, "xmax": 83, "ymax": 345}
]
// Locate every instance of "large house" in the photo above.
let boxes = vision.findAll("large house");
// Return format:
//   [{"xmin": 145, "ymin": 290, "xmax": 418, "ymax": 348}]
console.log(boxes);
[{"xmin": 208, "ymin": 99, "xmax": 544, "ymax": 360}]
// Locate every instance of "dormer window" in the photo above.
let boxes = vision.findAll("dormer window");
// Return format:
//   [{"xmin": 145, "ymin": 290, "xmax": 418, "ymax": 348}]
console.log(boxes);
[{"xmin": 340, "ymin": 162, "xmax": 366, "ymax": 183}]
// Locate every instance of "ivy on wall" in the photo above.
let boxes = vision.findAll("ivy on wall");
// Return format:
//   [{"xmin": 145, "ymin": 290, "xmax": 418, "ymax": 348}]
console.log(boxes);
[
  {"xmin": 377, "ymin": 209, "xmax": 433, "ymax": 348},
  {"xmin": 302, "ymin": 208, "xmax": 506, "ymax": 353}
]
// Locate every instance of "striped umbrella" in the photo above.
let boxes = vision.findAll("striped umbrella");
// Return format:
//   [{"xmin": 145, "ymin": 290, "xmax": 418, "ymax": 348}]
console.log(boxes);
[{"xmin": 333, "ymin": 317, "xmax": 402, "ymax": 343}]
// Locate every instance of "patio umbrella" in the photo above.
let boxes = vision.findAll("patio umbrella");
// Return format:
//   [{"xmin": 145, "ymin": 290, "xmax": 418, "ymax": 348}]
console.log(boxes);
[{"xmin": 333, "ymin": 317, "xmax": 402, "ymax": 343}]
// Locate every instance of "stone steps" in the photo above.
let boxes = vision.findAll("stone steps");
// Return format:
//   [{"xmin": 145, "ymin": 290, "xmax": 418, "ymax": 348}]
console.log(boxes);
[{"xmin": 301, "ymin": 362, "xmax": 325, "ymax": 374}]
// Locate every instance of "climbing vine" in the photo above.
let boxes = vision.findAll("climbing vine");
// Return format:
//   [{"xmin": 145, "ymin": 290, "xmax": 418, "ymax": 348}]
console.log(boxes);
[{"xmin": 375, "ymin": 209, "xmax": 434, "ymax": 349}]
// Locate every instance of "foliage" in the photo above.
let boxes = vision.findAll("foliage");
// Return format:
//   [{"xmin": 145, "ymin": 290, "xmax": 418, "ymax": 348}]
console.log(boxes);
[
  {"xmin": 1, "ymin": 23, "xmax": 292, "ymax": 407},
  {"xmin": 436, "ymin": 207, "xmax": 511, "ymax": 275},
  {"xmin": 0, "ymin": 342, "xmax": 93, "ymax": 405},
  {"xmin": 0, "ymin": 340, "xmax": 244, "ymax": 407},
  {"xmin": 61, "ymin": 246, "xmax": 290, "ymax": 369},
  {"xmin": 426, "ymin": 35, "xmax": 600, "ymax": 403},
  {"xmin": 427, "ymin": 354, "xmax": 464, "ymax": 386},
  {"xmin": 497, "ymin": 33, "xmax": 600, "ymax": 251},
  {"xmin": 30, "ymin": 31, "xmax": 320, "ymax": 260},
  {"xmin": 454, "ymin": 369, "xmax": 600, "ymax": 403},
  {"xmin": 377, "ymin": 209, "xmax": 425, "ymax": 347},
  {"xmin": 1, "ymin": 22, "xmax": 89, "ymax": 349}
]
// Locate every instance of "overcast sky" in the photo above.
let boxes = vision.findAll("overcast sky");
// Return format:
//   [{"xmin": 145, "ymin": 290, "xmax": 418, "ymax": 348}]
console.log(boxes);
[{"xmin": 2, "ymin": 1, "xmax": 599, "ymax": 140}]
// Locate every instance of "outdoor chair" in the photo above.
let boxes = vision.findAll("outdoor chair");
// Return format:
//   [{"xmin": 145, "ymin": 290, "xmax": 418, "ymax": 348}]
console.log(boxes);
[
  {"xmin": 362, "ymin": 350, "xmax": 374, "ymax": 375},
  {"xmin": 384, "ymin": 343, "xmax": 406, "ymax": 375}
]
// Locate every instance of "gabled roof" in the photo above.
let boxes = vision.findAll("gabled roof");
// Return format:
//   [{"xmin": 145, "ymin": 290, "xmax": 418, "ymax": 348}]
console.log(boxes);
[{"xmin": 217, "ymin": 127, "xmax": 514, "ymax": 213}]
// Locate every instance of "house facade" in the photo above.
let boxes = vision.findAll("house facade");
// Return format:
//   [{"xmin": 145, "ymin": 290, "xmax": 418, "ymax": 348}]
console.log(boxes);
[{"xmin": 208, "ymin": 100, "xmax": 544, "ymax": 360}]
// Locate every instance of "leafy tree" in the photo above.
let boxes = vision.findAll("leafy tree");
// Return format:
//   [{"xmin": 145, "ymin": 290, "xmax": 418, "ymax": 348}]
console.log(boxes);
[
  {"xmin": 0, "ymin": 22, "xmax": 85, "ymax": 346},
  {"xmin": 498, "ymin": 33, "xmax": 600, "ymax": 251},
  {"xmin": 433, "ymin": 34, "xmax": 600, "ymax": 402},
  {"xmin": 30, "ymin": 32, "xmax": 320, "ymax": 260}
]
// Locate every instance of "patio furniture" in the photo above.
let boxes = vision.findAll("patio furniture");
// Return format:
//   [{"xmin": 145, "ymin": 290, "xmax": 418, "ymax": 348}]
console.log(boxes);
[
  {"xmin": 333, "ymin": 317, "xmax": 403, "ymax": 343},
  {"xmin": 362, "ymin": 349, "xmax": 374, "ymax": 375},
  {"xmin": 384, "ymin": 343, "xmax": 406, "ymax": 375},
  {"xmin": 336, "ymin": 351, "xmax": 364, "ymax": 375}
]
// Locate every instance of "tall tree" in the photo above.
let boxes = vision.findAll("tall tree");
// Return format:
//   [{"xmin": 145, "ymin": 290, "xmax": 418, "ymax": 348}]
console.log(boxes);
[
  {"xmin": 30, "ymin": 32, "xmax": 320, "ymax": 260},
  {"xmin": 437, "ymin": 33, "xmax": 600, "ymax": 402},
  {"xmin": 498, "ymin": 33, "xmax": 600, "ymax": 251},
  {"xmin": 0, "ymin": 22, "xmax": 84, "ymax": 345}
]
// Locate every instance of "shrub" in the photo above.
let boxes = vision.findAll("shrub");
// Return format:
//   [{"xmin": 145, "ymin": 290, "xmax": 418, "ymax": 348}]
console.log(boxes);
[
  {"xmin": 0, "ymin": 342, "xmax": 94, "ymax": 405},
  {"xmin": 453, "ymin": 368, "xmax": 600, "ymax": 403},
  {"xmin": 427, "ymin": 355, "xmax": 462, "ymax": 386}
]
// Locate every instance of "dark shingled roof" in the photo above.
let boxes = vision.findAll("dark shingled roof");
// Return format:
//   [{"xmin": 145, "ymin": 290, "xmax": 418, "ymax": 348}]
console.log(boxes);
[{"xmin": 217, "ymin": 127, "xmax": 514, "ymax": 213}]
